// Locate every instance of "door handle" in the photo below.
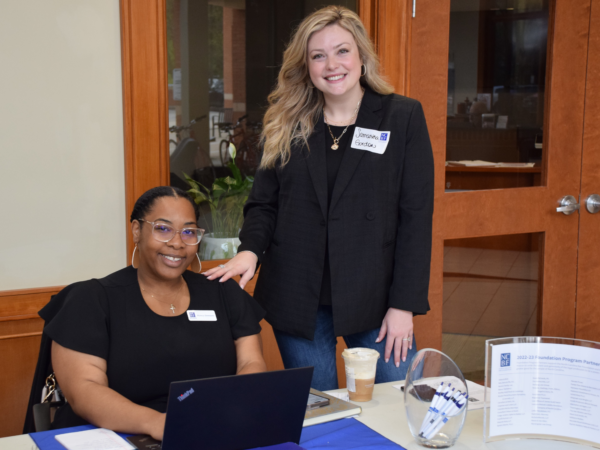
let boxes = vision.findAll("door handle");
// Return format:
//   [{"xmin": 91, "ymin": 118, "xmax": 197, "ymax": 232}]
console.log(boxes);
[
  {"xmin": 557, "ymin": 195, "xmax": 580, "ymax": 215},
  {"xmin": 586, "ymin": 194, "xmax": 600, "ymax": 214}
]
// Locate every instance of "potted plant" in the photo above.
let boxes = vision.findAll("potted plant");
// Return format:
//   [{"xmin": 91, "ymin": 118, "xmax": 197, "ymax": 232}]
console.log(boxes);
[{"xmin": 184, "ymin": 144, "xmax": 253, "ymax": 260}]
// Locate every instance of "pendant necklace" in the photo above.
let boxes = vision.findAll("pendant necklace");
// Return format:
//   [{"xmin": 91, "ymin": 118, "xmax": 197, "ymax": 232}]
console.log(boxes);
[
  {"xmin": 324, "ymin": 90, "xmax": 364, "ymax": 150},
  {"xmin": 140, "ymin": 277, "xmax": 185, "ymax": 314}
]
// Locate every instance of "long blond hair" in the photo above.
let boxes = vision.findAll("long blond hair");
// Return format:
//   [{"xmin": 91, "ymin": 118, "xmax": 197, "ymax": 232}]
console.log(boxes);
[{"xmin": 259, "ymin": 6, "xmax": 394, "ymax": 169}]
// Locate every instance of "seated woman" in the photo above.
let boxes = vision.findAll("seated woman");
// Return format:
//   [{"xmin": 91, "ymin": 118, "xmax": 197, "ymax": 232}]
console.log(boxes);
[{"xmin": 45, "ymin": 186, "xmax": 266, "ymax": 440}]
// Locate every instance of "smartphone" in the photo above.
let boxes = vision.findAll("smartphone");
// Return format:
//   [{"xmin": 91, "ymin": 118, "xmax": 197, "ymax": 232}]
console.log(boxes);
[
  {"xmin": 306, "ymin": 393, "xmax": 330, "ymax": 410},
  {"xmin": 127, "ymin": 435, "xmax": 162, "ymax": 449}
]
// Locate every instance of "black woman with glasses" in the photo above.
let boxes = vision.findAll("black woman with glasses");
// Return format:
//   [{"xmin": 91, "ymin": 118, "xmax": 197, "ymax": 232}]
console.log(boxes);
[{"xmin": 43, "ymin": 186, "xmax": 266, "ymax": 440}]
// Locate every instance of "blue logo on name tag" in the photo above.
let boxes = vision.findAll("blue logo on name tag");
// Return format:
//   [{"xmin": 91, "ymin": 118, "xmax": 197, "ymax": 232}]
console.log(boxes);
[
  {"xmin": 189, "ymin": 312, "xmax": 196, "ymax": 318},
  {"xmin": 380, "ymin": 133, "xmax": 388, "ymax": 141},
  {"xmin": 500, "ymin": 353, "xmax": 511, "ymax": 367}
]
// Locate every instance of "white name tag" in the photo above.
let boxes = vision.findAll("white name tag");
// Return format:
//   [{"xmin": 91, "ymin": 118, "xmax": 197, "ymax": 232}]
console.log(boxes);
[
  {"xmin": 351, "ymin": 127, "xmax": 391, "ymax": 154},
  {"xmin": 187, "ymin": 310, "xmax": 217, "ymax": 321}
]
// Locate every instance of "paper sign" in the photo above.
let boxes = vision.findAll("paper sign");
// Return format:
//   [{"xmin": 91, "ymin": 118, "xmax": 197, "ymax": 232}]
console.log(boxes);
[{"xmin": 490, "ymin": 342, "xmax": 600, "ymax": 443}]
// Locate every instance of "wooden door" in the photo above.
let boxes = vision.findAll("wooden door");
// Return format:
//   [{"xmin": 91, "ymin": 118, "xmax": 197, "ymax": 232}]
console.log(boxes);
[
  {"xmin": 575, "ymin": 0, "xmax": 600, "ymax": 341},
  {"xmin": 409, "ymin": 0, "xmax": 594, "ymax": 380}
]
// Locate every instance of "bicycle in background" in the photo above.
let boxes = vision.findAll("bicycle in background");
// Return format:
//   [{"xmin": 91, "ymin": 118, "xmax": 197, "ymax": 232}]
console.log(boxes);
[
  {"xmin": 218, "ymin": 115, "xmax": 262, "ymax": 177},
  {"xmin": 169, "ymin": 115, "xmax": 216, "ymax": 190}
]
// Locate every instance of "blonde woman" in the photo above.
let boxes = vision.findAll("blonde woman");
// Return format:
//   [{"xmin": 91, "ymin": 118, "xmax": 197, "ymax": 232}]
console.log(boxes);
[{"xmin": 205, "ymin": 6, "xmax": 433, "ymax": 391}]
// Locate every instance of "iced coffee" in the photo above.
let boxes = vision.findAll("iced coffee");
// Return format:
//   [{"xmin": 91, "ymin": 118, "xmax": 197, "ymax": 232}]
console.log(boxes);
[{"xmin": 341, "ymin": 348, "xmax": 380, "ymax": 402}]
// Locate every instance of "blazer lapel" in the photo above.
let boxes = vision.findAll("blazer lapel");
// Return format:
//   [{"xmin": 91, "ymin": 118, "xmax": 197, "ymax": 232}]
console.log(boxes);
[
  {"xmin": 329, "ymin": 87, "xmax": 383, "ymax": 213},
  {"xmin": 305, "ymin": 114, "xmax": 329, "ymax": 220}
]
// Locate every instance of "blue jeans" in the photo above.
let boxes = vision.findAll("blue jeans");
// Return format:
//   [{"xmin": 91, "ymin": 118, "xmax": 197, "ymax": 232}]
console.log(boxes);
[{"xmin": 273, "ymin": 306, "xmax": 417, "ymax": 391}]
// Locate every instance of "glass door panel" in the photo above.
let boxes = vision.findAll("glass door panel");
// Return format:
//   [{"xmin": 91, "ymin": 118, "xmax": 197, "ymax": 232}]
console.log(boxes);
[
  {"xmin": 446, "ymin": 0, "xmax": 549, "ymax": 192},
  {"xmin": 442, "ymin": 233, "xmax": 541, "ymax": 382},
  {"xmin": 165, "ymin": 0, "xmax": 356, "ymax": 259}
]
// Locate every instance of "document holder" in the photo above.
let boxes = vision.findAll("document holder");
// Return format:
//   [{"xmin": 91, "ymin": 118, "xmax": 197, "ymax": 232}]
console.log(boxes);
[{"xmin": 484, "ymin": 336, "xmax": 600, "ymax": 448}]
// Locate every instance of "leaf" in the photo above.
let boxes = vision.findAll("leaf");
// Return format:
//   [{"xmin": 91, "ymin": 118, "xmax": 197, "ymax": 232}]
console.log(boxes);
[
  {"xmin": 213, "ymin": 179, "xmax": 229, "ymax": 191},
  {"xmin": 188, "ymin": 189, "xmax": 208, "ymax": 203},
  {"xmin": 228, "ymin": 161, "xmax": 243, "ymax": 184},
  {"xmin": 183, "ymin": 172, "xmax": 199, "ymax": 189}
]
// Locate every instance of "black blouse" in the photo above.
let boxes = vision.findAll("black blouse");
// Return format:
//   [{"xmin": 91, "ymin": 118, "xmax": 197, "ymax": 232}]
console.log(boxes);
[
  {"xmin": 320, "ymin": 124, "xmax": 355, "ymax": 305},
  {"xmin": 45, "ymin": 266, "xmax": 265, "ymax": 428}
]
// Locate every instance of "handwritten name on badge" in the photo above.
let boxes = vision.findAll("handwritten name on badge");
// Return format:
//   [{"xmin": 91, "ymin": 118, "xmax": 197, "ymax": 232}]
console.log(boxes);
[
  {"xmin": 351, "ymin": 127, "xmax": 391, "ymax": 154},
  {"xmin": 187, "ymin": 310, "xmax": 217, "ymax": 321}
]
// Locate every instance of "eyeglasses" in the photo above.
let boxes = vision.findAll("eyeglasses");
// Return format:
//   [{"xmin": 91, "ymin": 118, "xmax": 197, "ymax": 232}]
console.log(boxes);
[{"xmin": 138, "ymin": 219, "xmax": 205, "ymax": 245}]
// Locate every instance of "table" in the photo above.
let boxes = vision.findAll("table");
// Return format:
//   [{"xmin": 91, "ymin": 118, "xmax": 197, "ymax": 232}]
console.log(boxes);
[{"xmin": 1, "ymin": 381, "xmax": 596, "ymax": 450}]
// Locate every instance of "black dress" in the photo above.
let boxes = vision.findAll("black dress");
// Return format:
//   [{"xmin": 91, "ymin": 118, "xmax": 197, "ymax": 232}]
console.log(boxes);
[{"xmin": 44, "ymin": 266, "xmax": 265, "ymax": 429}]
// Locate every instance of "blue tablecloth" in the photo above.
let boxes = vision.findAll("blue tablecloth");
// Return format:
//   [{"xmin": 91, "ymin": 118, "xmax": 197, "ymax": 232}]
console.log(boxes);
[
  {"xmin": 30, "ymin": 418, "xmax": 405, "ymax": 450},
  {"xmin": 300, "ymin": 418, "xmax": 405, "ymax": 449}
]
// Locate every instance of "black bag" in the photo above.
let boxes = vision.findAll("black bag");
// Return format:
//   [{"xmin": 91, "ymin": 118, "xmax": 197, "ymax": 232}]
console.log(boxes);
[{"xmin": 23, "ymin": 286, "xmax": 76, "ymax": 433}]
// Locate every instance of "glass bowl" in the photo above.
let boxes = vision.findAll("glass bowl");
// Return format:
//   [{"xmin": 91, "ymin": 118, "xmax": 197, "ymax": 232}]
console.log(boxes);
[{"xmin": 404, "ymin": 348, "xmax": 468, "ymax": 448}]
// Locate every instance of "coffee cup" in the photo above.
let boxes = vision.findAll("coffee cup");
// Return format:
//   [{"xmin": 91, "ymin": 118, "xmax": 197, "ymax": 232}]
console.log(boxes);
[{"xmin": 341, "ymin": 348, "xmax": 380, "ymax": 402}]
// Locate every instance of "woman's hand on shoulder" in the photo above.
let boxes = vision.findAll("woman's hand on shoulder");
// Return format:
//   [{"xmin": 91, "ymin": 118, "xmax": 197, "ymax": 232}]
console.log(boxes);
[
  {"xmin": 203, "ymin": 251, "xmax": 258, "ymax": 289},
  {"xmin": 376, "ymin": 308, "xmax": 414, "ymax": 367}
]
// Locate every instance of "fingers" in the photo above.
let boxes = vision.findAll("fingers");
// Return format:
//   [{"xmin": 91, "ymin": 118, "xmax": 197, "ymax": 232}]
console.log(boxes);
[
  {"xmin": 204, "ymin": 265, "xmax": 231, "ymax": 280},
  {"xmin": 401, "ymin": 337, "xmax": 409, "ymax": 365},
  {"xmin": 203, "ymin": 266, "xmax": 221, "ymax": 277},
  {"xmin": 375, "ymin": 322, "xmax": 387, "ymax": 344},
  {"xmin": 218, "ymin": 269, "xmax": 236, "ymax": 283},
  {"xmin": 392, "ymin": 336, "xmax": 402, "ymax": 367},
  {"xmin": 384, "ymin": 330, "xmax": 394, "ymax": 364},
  {"xmin": 239, "ymin": 268, "xmax": 254, "ymax": 290}
]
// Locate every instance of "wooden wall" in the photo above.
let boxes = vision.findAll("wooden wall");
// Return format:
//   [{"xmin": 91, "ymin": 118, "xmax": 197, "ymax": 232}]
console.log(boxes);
[{"xmin": 0, "ymin": 287, "xmax": 62, "ymax": 437}]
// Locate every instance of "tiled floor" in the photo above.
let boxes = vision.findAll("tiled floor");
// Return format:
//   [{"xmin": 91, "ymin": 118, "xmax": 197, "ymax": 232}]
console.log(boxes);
[{"xmin": 442, "ymin": 246, "xmax": 539, "ymax": 380}]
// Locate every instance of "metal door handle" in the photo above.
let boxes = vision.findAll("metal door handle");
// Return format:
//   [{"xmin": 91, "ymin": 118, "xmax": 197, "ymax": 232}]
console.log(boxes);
[
  {"xmin": 557, "ymin": 195, "xmax": 580, "ymax": 215},
  {"xmin": 586, "ymin": 194, "xmax": 600, "ymax": 214}
]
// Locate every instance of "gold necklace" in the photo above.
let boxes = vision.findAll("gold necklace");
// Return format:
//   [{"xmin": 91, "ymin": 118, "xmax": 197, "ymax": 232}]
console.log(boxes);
[
  {"xmin": 323, "ymin": 91, "xmax": 364, "ymax": 150},
  {"xmin": 140, "ymin": 278, "xmax": 185, "ymax": 314}
]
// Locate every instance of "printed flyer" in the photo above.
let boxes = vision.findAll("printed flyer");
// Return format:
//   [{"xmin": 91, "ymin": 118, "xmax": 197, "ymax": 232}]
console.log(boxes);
[{"xmin": 490, "ymin": 343, "xmax": 600, "ymax": 444}]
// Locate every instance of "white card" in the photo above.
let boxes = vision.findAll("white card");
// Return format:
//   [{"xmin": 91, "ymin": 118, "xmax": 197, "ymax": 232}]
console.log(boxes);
[
  {"xmin": 55, "ymin": 428, "xmax": 135, "ymax": 450},
  {"xmin": 351, "ymin": 127, "xmax": 391, "ymax": 154},
  {"xmin": 187, "ymin": 310, "xmax": 217, "ymax": 321}
]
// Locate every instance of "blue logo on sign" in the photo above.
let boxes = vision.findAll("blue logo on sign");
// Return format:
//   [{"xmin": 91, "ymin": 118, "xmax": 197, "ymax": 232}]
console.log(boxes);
[
  {"xmin": 189, "ymin": 312, "xmax": 196, "ymax": 318},
  {"xmin": 380, "ymin": 133, "xmax": 388, "ymax": 141},
  {"xmin": 500, "ymin": 353, "xmax": 511, "ymax": 367}
]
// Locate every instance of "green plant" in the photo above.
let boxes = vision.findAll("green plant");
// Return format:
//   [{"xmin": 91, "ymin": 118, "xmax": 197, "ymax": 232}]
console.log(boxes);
[{"xmin": 184, "ymin": 144, "xmax": 253, "ymax": 238}]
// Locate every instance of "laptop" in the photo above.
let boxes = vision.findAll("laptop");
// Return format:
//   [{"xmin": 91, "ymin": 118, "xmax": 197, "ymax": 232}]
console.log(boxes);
[{"xmin": 128, "ymin": 367, "xmax": 313, "ymax": 450}]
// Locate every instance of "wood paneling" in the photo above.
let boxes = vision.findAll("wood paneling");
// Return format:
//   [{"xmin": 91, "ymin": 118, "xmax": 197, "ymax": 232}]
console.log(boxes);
[
  {"xmin": 409, "ymin": 0, "xmax": 450, "ymax": 352},
  {"xmin": 575, "ymin": 0, "xmax": 600, "ymax": 343},
  {"xmin": 361, "ymin": 0, "xmax": 412, "ymax": 96},
  {"xmin": 0, "ymin": 286, "xmax": 62, "ymax": 322},
  {"xmin": 121, "ymin": 0, "xmax": 170, "ymax": 260},
  {"xmin": 0, "ymin": 288, "xmax": 57, "ymax": 438},
  {"xmin": 377, "ymin": 0, "xmax": 412, "ymax": 95}
]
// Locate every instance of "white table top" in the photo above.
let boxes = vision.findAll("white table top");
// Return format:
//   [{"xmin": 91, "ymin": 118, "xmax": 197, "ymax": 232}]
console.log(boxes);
[{"xmin": 2, "ymin": 381, "xmax": 596, "ymax": 450}]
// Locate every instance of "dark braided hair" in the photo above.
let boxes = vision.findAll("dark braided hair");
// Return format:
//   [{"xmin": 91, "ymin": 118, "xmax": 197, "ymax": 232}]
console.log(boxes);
[{"xmin": 130, "ymin": 186, "xmax": 199, "ymax": 224}]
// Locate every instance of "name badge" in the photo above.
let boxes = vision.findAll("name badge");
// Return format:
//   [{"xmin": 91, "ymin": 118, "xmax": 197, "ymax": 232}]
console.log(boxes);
[
  {"xmin": 351, "ymin": 127, "xmax": 391, "ymax": 154},
  {"xmin": 187, "ymin": 310, "xmax": 217, "ymax": 321}
]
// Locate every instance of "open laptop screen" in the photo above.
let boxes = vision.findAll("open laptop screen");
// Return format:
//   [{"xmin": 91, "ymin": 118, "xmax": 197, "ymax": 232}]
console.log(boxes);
[{"xmin": 161, "ymin": 367, "xmax": 313, "ymax": 450}]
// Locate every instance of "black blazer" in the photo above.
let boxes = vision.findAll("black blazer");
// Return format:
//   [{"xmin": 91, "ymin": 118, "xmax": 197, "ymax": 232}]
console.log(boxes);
[{"xmin": 238, "ymin": 87, "xmax": 434, "ymax": 340}]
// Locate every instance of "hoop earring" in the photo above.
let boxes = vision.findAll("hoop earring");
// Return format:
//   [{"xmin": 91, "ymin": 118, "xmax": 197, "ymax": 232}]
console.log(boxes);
[
  {"xmin": 361, "ymin": 64, "xmax": 366, "ymax": 77},
  {"xmin": 131, "ymin": 244, "xmax": 138, "ymax": 269},
  {"xmin": 194, "ymin": 253, "xmax": 202, "ymax": 273}
]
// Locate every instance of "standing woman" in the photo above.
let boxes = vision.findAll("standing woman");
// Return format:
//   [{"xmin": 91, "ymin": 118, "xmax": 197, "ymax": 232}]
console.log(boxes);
[{"xmin": 205, "ymin": 6, "xmax": 433, "ymax": 391}]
